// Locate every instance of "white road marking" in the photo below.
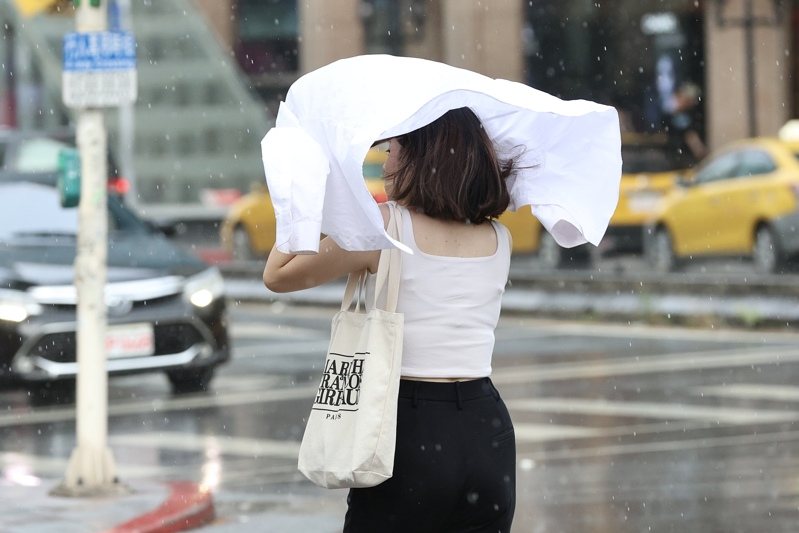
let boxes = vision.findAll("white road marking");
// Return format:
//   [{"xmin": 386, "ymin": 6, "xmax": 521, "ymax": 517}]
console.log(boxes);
[
  {"xmin": 513, "ymin": 423, "xmax": 603, "ymax": 442},
  {"xmin": 0, "ymin": 452, "xmax": 174, "ymax": 478},
  {"xmin": 521, "ymin": 427, "xmax": 799, "ymax": 462},
  {"xmin": 695, "ymin": 384, "xmax": 799, "ymax": 402},
  {"xmin": 252, "ymin": 340, "xmax": 330, "ymax": 357},
  {"xmin": 507, "ymin": 397, "xmax": 797, "ymax": 424},
  {"xmin": 492, "ymin": 346, "xmax": 799, "ymax": 383},
  {"xmin": 4, "ymin": 347, "xmax": 797, "ymax": 429},
  {"xmin": 0, "ymin": 386, "xmax": 317, "ymax": 428},
  {"xmin": 498, "ymin": 317, "xmax": 799, "ymax": 343},
  {"xmin": 230, "ymin": 322, "xmax": 325, "ymax": 339},
  {"xmin": 111, "ymin": 432, "xmax": 300, "ymax": 459}
]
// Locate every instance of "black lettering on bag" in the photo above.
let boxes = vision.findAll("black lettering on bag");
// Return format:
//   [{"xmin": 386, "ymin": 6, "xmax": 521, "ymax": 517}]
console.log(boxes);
[{"xmin": 312, "ymin": 352, "xmax": 368, "ymax": 412}]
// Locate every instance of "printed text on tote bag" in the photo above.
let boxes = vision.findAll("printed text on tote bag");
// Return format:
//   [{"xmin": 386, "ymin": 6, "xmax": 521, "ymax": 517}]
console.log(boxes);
[{"xmin": 312, "ymin": 351, "xmax": 366, "ymax": 416}]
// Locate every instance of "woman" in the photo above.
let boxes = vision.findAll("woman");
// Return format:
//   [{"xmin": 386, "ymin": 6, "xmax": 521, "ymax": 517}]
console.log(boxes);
[{"xmin": 264, "ymin": 107, "xmax": 516, "ymax": 532}]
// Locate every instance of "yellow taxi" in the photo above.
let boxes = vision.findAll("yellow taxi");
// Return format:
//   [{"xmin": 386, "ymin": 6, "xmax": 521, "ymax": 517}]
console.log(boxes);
[
  {"xmin": 221, "ymin": 148, "xmax": 396, "ymax": 260},
  {"xmin": 644, "ymin": 136, "xmax": 799, "ymax": 273},
  {"xmin": 602, "ymin": 133, "xmax": 684, "ymax": 254},
  {"xmin": 503, "ymin": 133, "xmax": 685, "ymax": 267}
]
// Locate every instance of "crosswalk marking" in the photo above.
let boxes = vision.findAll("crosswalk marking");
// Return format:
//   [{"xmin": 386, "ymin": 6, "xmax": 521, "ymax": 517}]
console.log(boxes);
[
  {"xmin": 259, "ymin": 340, "xmax": 330, "ymax": 357},
  {"xmin": 507, "ymin": 397, "xmax": 797, "ymax": 424},
  {"xmin": 111, "ymin": 432, "xmax": 300, "ymax": 459},
  {"xmin": 513, "ymin": 423, "xmax": 603, "ymax": 442},
  {"xmin": 498, "ymin": 317, "xmax": 799, "ymax": 343},
  {"xmin": 492, "ymin": 346, "xmax": 799, "ymax": 383},
  {"xmin": 694, "ymin": 384, "xmax": 799, "ymax": 402},
  {"xmin": 520, "ymin": 427, "xmax": 799, "ymax": 462},
  {"xmin": 0, "ymin": 452, "xmax": 174, "ymax": 479},
  {"xmin": 230, "ymin": 323, "xmax": 325, "ymax": 339},
  {"xmin": 0, "ymin": 385, "xmax": 317, "ymax": 428}
]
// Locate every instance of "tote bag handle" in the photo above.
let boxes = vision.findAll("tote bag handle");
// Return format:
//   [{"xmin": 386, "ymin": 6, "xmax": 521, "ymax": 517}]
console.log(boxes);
[{"xmin": 340, "ymin": 202, "xmax": 403, "ymax": 313}]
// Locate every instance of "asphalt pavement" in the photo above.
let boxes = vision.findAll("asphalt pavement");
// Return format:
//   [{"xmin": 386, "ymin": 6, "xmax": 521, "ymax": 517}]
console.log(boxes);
[
  {"xmin": 4, "ymin": 245, "xmax": 799, "ymax": 532},
  {"xmin": 1, "ymin": 478, "xmax": 213, "ymax": 532}
]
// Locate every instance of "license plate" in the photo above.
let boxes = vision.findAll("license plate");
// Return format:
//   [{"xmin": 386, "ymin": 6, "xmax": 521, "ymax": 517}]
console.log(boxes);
[
  {"xmin": 627, "ymin": 192, "xmax": 662, "ymax": 213},
  {"xmin": 106, "ymin": 323, "xmax": 155, "ymax": 358}
]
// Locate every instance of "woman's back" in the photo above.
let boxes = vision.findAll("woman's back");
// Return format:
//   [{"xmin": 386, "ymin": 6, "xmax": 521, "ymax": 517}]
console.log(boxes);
[
  {"xmin": 407, "ymin": 209, "xmax": 503, "ymax": 258},
  {"xmin": 389, "ymin": 205, "xmax": 511, "ymax": 379}
]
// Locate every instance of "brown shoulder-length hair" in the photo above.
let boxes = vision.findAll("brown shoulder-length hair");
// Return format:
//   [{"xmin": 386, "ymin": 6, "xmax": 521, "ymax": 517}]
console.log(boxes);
[{"xmin": 386, "ymin": 107, "xmax": 513, "ymax": 224}]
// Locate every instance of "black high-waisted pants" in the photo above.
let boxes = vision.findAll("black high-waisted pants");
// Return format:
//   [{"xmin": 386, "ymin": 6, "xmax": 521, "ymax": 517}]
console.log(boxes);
[{"xmin": 343, "ymin": 377, "xmax": 516, "ymax": 533}]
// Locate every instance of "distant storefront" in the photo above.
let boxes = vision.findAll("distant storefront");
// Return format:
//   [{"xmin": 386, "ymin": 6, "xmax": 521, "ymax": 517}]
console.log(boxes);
[{"xmin": 522, "ymin": 0, "xmax": 705, "ymax": 166}]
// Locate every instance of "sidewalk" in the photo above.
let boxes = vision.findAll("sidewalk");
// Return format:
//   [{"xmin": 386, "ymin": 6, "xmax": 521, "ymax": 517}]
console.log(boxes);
[
  {"xmin": 223, "ymin": 277, "xmax": 799, "ymax": 328},
  {"xmin": 1, "ymin": 478, "xmax": 214, "ymax": 533}
]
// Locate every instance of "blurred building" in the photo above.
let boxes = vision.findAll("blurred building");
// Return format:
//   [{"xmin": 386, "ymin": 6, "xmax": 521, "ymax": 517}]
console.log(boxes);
[
  {"xmin": 198, "ymin": 0, "xmax": 796, "ymax": 165},
  {"xmin": 0, "ymin": 0, "xmax": 795, "ymax": 219}
]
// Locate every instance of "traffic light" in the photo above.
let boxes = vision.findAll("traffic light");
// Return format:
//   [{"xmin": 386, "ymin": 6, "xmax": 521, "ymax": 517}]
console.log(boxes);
[{"xmin": 57, "ymin": 148, "xmax": 81, "ymax": 208}]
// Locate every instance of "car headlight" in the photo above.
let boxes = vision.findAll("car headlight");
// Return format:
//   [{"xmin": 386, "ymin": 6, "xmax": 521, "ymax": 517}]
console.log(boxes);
[
  {"xmin": 0, "ymin": 289, "xmax": 43, "ymax": 323},
  {"xmin": 184, "ymin": 268, "xmax": 225, "ymax": 308}
]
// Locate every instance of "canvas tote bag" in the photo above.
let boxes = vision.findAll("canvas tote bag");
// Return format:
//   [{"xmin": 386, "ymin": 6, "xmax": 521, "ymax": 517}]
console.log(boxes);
[{"xmin": 298, "ymin": 203, "xmax": 404, "ymax": 489}]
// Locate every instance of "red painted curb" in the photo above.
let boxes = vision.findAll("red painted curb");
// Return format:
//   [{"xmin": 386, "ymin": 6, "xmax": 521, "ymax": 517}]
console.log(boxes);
[{"xmin": 104, "ymin": 481, "xmax": 215, "ymax": 533}]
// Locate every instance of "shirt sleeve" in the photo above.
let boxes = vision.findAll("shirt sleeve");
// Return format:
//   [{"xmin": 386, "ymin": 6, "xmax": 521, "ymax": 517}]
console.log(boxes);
[{"xmin": 261, "ymin": 126, "xmax": 330, "ymax": 254}]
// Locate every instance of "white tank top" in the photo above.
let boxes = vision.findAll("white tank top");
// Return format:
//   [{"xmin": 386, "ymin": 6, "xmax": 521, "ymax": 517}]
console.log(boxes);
[{"xmin": 369, "ymin": 206, "xmax": 511, "ymax": 378}]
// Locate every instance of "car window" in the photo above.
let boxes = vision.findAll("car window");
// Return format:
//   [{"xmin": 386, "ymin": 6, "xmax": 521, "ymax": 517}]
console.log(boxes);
[
  {"xmin": 15, "ymin": 138, "xmax": 70, "ymax": 172},
  {"xmin": 0, "ymin": 182, "xmax": 78, "ymax": 239},
  {"xmin": 621, "ymin": 145, "xmax": 682, "ymax": 173},
  {"xmin": 736, "ymin": 149, "xmax": 776, "ymax": 177},
  {"xmin": 693, "ymin": 152, "xmax": 740, "ymax": 185},
  {"xmin": 0, "ymin": 182, "xmax": 149, "ymax": 241}
]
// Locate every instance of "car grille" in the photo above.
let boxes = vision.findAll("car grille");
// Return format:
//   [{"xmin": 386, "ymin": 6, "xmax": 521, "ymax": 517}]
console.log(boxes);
[{"xmin": 27, "ymin": 322, "xmax": 206, "ymax": 363}]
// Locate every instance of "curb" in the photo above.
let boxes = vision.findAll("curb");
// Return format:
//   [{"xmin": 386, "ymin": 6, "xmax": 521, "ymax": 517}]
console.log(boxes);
[
  {"xmin": 223, "ymin": 278, "xmax": 799, "ymax": 330},
  {"xmin": 104, "ymin": 482, "xmax": 215, "ymax": 533}
]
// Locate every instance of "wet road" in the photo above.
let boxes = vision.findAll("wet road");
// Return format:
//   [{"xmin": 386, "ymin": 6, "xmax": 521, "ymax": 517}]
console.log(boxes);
[{"xmin": 2, "ymin": 302, "xmax": 799, "ymax": 532}]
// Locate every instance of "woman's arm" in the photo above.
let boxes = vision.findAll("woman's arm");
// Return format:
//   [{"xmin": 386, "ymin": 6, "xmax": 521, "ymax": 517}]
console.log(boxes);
[{"xmin": 263, "ymin": 204, "xmax": 390, "ymax": 293}]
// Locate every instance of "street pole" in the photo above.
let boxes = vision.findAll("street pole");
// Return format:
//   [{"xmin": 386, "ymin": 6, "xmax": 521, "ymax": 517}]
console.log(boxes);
[
  {"xmin": 53, "ymin": 0, "xmax": 126, "ymax": 497},
  {"xmin": 743, "ymin": 0, "xmax": 757, "ymax": 138},
  {"xmin": 714, "ymin": 0, "xmax": 784, "ymax": 138}
]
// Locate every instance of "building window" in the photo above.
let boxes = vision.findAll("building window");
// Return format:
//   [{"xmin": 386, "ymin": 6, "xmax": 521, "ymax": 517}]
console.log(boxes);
[
  {"xmin": 361, "ymin": 0, "xmax": 427, "ymax": 55},
  {"xmin": 524, "ymin": 0, "xmax": 705, "ymax": 167},
  {"xmin": 234, "ymin": 0, "xmax": 299, "ymax": 119}
]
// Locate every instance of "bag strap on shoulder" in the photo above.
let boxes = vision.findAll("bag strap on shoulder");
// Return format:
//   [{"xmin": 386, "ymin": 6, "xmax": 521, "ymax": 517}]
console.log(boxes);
[
  {"xmin": 373, "ymin": 202, "xmax": 403, "ymax": 312},
  {"xmin": 340, "ymin": 202, "xmax": 403, "ymax": 313}
]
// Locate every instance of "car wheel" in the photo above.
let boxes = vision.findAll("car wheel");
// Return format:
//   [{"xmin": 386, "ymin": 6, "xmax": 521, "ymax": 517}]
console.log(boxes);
[
  {"xmin": 232, "ymin": 226, "xmax": 256, "ymax": 261},
  {"xmin": 27, "ymin": 379, "xmax": 76, "ymax": 406},
  {"xmin": 752, "ymin": 225, "xmax": 782, "ymax": 274},
  {"xmin": 537, "ymin": 231, "xmax": 562, "ymax": 269},
  {"xmin": 167, "ymin": 366, "xmax": 216, "ymax": 394},
  {"xmin": 648, "ymin": 227, "xmax": 676, "ymax": 273},
  {"xmin": 538, "ymin": 231, "xmax": 592, "ymax": 269}
]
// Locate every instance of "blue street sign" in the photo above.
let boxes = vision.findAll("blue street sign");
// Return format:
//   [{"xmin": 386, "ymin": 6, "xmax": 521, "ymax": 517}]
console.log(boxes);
[
  {"xmin": 63, "ymin": 31, "xmax": 136, "ymax": 72},
  {"xmin": 62, "ymin": 30, "xmax": 138, "ymax": 108}
]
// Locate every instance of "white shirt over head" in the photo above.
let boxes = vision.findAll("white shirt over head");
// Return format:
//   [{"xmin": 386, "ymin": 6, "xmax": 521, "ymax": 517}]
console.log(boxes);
[{"xmin": 261, "ymin": 54, "xmax": 622, "ymax": 254}]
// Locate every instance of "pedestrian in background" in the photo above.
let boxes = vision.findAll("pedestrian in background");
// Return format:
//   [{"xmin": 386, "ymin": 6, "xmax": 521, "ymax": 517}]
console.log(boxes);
[{"xmin": 264, "ymin": 107, "xmax": 517, "ymax": 532}]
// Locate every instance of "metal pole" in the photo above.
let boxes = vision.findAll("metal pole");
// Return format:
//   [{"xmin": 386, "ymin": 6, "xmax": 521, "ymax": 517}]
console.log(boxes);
[
  {"xmin": 53, "ymin": 0, "xmax": 125, "ymax": 497},
  {"xmin": 743, "ymin": 0, "xmax": 757, "ymax": 137}
]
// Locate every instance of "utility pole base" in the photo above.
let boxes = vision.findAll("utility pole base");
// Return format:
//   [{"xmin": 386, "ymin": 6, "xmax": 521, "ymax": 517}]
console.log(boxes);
[{"xmin": 50, "ymin": 446, "xmax": 132, "ymax": 497}]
